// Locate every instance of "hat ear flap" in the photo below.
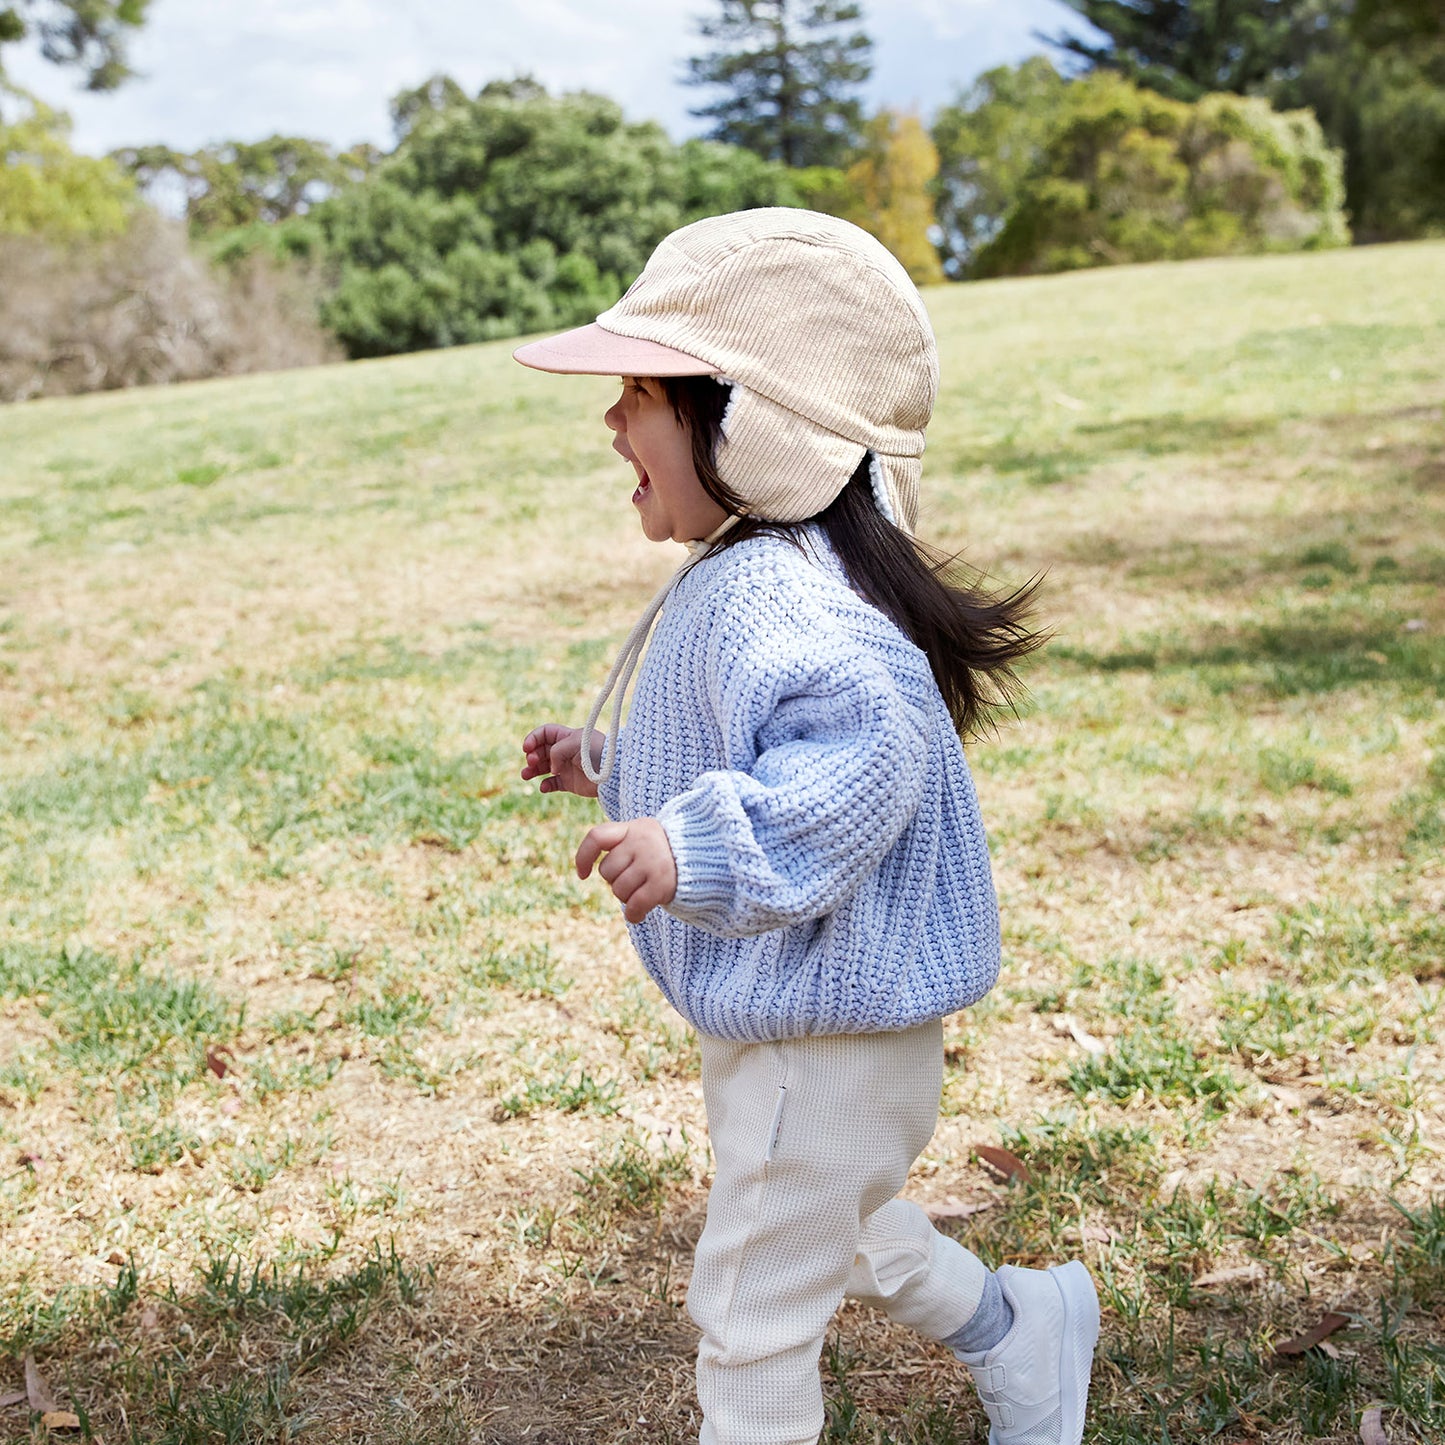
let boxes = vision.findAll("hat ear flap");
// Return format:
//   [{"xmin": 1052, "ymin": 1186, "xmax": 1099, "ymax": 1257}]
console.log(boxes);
[{"xmin": 713, "ymin": 381, "xmax": 866, "ymax": 525}]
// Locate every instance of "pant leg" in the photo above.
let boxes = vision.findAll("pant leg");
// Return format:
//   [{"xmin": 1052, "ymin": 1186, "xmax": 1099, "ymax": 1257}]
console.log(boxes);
[
  {"xmin": 844, "ymin": 1196, "xmax": 989, "ymax": 1340},
  {"xmin": 688, "ymin": 1021, "xmax": 949, "ymax": 1445}
]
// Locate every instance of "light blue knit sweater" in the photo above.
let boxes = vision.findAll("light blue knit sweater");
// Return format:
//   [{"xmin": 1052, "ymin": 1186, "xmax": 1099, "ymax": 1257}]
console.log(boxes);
[{"xmin": 597, "ymin": 528, "xmax": 1001, "ymax": 1042}]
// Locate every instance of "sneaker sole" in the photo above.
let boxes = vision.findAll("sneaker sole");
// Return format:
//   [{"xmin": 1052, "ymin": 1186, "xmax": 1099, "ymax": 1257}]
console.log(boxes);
[{"xmin": 1051, "ymin": 1260, "xmax": 1100, "ymax": 1445}]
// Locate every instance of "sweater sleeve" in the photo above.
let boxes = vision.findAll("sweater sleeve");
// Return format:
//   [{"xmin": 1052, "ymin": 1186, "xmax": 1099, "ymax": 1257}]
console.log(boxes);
[{"xmin": 655, "ymin": 577, "xmax": 929, "ymax": 938}]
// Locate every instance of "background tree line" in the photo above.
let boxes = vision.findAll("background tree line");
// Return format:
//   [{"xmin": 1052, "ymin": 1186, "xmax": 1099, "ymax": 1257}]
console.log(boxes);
[{"xmin": 1, "ymin": 0, "xmax": 1441, "ymax": 398}]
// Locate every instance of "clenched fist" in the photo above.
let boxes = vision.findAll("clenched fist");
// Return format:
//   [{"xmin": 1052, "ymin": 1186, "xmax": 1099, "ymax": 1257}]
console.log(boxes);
[{"xmin": 575, "ymin": 818, "xmax": 677, "ymax": 924}]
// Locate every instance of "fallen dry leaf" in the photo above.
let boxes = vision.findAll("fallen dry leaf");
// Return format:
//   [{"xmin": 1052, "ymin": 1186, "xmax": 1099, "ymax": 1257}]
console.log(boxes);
[
  {"xmin": 975, "ymin": 1145, "xmax": 1031, "ymax": 1184},
  {"xmin": 1275, "ymin": 1311, "xmax": 1350, "ymax": 1357},
  {"xmin": 1065, "ymin": 1223, "xmax": 1119, "ymax": 1245},
  {"xmin": 24, "ymin": 1353, "xmax": 59, "ymax": 1414},
  {"xmin": 1360, "ymin": 1406, "xmax": 1389, "ymax": 1444},
  {"xmin": 923, "ymin": 1197, "xmax": 998, "ymax": 1222},
  {"xmin": 206, "ymin": 1046, "xmax": 232, "ymax": 1079},
  {"xmin": 1193, "ymin": 1262, "xmax": 1265, "ymax": 1288},
  {"xmin": 628, "ymin": 1111, "xmax": 686, "ymax": 1146},
  {"xmin": 0, "ymin": 1390, "xmax": 26, "ymax": 1409},
  {"xmin": 1053, "ymin": 1015, "xmax": 1105, "ymax": 1055},
  {"xmin": 40, "ymin": 1410, "xmax": 82, "ymax": 1430},
  {"xmin": 106, "ymin": 1250, "xmax": 125, "ymax": 1266},
  {"xmin": 1160, "ymin": 1167, "xmax": 1188, "ymax": 1196},
  {"xmin": 1263, "ymin": 1083, "xmax": 1306, "ymax": 1110}
]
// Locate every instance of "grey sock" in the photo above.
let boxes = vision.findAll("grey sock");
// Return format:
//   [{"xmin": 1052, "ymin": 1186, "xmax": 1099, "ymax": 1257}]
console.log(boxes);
[{"xmin": 942, "ymin": 1270, "xmax": 1015, "ymax": 1357}]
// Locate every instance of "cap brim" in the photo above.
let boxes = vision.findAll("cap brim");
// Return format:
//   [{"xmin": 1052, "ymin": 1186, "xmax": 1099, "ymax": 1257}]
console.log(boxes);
[{"xmin": 512, "ymin": 322, "xmax": 718, "ymax": 377}]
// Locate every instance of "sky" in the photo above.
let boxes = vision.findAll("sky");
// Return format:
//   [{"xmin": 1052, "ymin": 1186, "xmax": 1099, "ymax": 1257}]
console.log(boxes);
[{"xmin": 6, "ymin": 0, "xmax": 1092, "ymax": 158}]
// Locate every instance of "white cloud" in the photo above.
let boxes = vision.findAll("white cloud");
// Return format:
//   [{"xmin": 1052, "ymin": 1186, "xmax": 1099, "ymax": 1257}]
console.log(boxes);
[
  {"xmin": 6, "ymin": 0, "xmax": 1079, "ymax": 156},
  {"xmin": 885, "ymin": 0, "xmax": 998, "ymax": 43}
]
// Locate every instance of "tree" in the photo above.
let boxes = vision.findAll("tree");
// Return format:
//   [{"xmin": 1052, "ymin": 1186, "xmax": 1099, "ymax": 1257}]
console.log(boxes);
[
  {"xmin": 388, "ymin": 72, "xmax": 467, "ymax": 142},
  {"xmin": 1352, "ymin": 0, "xmax": 1445, "ymax": 46},
  {"xmin": 1041, "ymin": 1, "xmax": 1445, "ymax": 240},
  {"xmin": 1039, "ymin": 1, "xmax": 1313, "ymax": 100},
  {"xmin": 1273, "ymin": 39, "xmax": 1445, "ymax": 238},
  {"xmin": 0, "ymin": 88, "xmax": 133, "ymax": 236},
  {"xmin": 677, "ymin": 135, "xmax": 812, "ymax": 219},
  {"xmin": 0, "ymin": 0, "xmax": 151, "ymax": 95},
  {"xmin": 113, "ymin": 136, "xmax": 376, "ymax": 234},
  {"xmin": 973, "ymin": 70, "xmax": 1347, "ymax": 277},
  {"xmin": 685, "ymin": 0, "xmax": 873, "ymax": 169},
  {"xmin": 932, "ymin": 57, "xmax": 1071, "ymax": 276},
  {"xmin": 843, "ymin": 109, "xmax": 943, "ymax": 285},
  {"xmin": 310, "ymin": 82, "xmax": 809, "ymax": 358}
]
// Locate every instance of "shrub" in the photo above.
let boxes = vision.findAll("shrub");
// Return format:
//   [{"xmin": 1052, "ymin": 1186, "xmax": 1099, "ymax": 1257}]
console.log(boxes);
[
  {"xmin": 974, "ymin": 73, "xmax": 1348, "ymax": 277},
  {"xmin": 0, "ymin": 211, "xmax": 338, "ymax": 402}
]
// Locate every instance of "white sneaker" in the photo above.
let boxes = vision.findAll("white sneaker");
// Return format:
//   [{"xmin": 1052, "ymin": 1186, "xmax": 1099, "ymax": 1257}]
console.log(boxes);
[{"xmin": 955, "ymin": 1261, "xmax": 1100, "ymax": 1445}]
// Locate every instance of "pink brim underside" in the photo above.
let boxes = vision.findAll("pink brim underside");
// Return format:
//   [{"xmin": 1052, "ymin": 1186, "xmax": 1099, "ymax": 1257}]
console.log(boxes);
[{"xmin": 512, "ymin": 322, "xmax": 718, "ymax": 377}]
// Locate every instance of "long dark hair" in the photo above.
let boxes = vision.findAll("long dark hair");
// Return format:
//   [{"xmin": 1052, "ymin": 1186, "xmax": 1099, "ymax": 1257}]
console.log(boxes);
[{"xmin": 660, "ymin": 374, "xmax": 1045, "ymax": 739}]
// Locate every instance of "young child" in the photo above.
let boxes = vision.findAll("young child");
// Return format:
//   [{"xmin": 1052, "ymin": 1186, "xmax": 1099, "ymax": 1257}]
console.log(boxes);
[{"xmin": 515, "ymin": 209, "xmax": 1098, "ymax": 1445}]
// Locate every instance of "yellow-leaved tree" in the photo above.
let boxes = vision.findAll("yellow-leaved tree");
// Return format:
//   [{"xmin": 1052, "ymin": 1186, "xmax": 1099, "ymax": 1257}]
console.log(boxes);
[
  {"xmin": 844, "ymin": 109, "xmax": 944, "ymax": 286},
  {"xmin": 0, "ymin": 89, "xmax": 134, "ymax": 237}
]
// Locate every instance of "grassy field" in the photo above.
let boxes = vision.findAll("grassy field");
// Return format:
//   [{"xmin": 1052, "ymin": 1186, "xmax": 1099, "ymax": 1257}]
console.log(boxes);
[{"xmin": 0, "ymin": 239, "xmax": 1442, "ymax": 1445}]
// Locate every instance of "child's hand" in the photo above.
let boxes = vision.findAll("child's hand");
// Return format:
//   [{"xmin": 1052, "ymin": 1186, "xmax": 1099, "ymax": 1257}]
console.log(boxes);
[
  {"xmin": 520, "ymin": 724, "xmax": 603, "ymax": 799},
  {"xmin": 575, "ymin": 818, "xmax": 677, "ymax": 923}
]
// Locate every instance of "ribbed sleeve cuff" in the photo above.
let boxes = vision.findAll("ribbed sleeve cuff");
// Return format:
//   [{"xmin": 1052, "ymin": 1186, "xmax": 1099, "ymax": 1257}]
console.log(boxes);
[{"xmin": 657, "ymin": 790, "xmax": 737, "ymax": 923}]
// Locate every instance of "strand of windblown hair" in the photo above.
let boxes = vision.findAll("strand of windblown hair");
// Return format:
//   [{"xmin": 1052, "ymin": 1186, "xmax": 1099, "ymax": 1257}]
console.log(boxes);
[{"xmin": 580, "ymin": 514, "xmax": 741, "ymax": 786}]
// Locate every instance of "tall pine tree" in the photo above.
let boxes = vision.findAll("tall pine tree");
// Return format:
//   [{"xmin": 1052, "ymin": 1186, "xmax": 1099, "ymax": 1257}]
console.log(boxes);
[
  {"xmin": 1039, "ymin": 0, "xmax": 1307, "ymax": 99},
  {"xmin": 685, "ymin": 1, "xmax": 873, "ymax": 169}
]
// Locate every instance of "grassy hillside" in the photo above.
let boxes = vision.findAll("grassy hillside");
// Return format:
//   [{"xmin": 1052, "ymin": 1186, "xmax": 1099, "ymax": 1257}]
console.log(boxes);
[{"xmin": 1, "ymin": 241, "xmax": 1443, "ymax": 1444}]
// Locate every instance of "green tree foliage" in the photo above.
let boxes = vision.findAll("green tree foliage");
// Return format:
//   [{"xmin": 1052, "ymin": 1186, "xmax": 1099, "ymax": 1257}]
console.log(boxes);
[
  {"xmin": 1274, "ymin": 39, "xmax": 1445, "ymax": 238},
  {"xmin": 111, "ymin": 136, "xmax": 377, "ymax": 234},
  {"xmin": 1268, "ymin": 0, "xmax": 1445, "ymax": 240},
  {"xmin": 388, "ymin": 72, "xmax": 468, "ymax": 142},
  {"xmin": 1352, "ymin": 0, "xmax": 1445, "ymax": 45},
  {"xmin": 932, "ymin": 57, "xmax": 1071, "ymax": 276},
  {"xmin": 1042, "ymin": 0, "xmax": 1445, "ymax": 240},
  {"xmin": 974, "ymin": 71, "xmax": 1347, "ymax": 277},
  {"xmin": 678, "ymin": 133, "xmax": 818, "ymax": 216},
  {"xmin": 1040, "ymin": 1, "xmax": 1309, "ymax": 100},
  {"xmin": 685, "ymin": 0, "xmax": 873, "ymax": 168},
  {"xmin": 842, "ymin": 109, "xmax": 944, "ymax": 285},
  {"xmin": 308, "ymin": 81, "xmax": 807, "ymax": 359},
  {"xmin": 0, "ymin": 0, "xmax": 150, "ymax": 94},
  {"xmin": 786, "ymin": 162, "xmax": 866, "ymax": 218},
  {"xmin": 0, "ymin": 87, "xmax": 132, "ymax": 235}
]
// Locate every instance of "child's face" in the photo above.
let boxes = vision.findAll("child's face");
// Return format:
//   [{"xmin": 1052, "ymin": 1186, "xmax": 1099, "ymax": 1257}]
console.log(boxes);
[{"xmin": 604, "ymin": 377, "xmax": 730, "ymax": 544}]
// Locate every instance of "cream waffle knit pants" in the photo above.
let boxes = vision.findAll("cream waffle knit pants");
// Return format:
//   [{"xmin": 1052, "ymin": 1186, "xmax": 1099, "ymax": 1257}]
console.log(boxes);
[{"xmin": 690, "ymin": 1019, "xmax": 988, "ymax": 1445}]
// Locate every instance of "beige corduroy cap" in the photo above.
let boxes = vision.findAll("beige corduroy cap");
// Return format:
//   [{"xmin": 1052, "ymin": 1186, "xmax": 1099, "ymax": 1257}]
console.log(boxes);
[{"xmin": 513, "ymin": 207, "xmax": 938, "ymax": 533}]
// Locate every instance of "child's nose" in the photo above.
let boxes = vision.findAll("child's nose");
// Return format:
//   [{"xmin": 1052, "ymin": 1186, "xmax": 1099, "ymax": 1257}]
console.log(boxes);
[{"xmin": 604, "ymin": 398, "xmax": 624, "ymax": 433}]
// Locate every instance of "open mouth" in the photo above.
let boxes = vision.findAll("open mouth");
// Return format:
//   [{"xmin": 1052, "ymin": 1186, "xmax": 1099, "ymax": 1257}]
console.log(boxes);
[{"xmin": 631, "ymin": 463, "xmax": 651, "ymax": 505}]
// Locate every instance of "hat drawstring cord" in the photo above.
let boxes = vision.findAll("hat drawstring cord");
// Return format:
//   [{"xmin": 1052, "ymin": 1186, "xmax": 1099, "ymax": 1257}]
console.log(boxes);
[{"xmin": 580, "ymin": 513, "xmax": 741, "ymax": 786}]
